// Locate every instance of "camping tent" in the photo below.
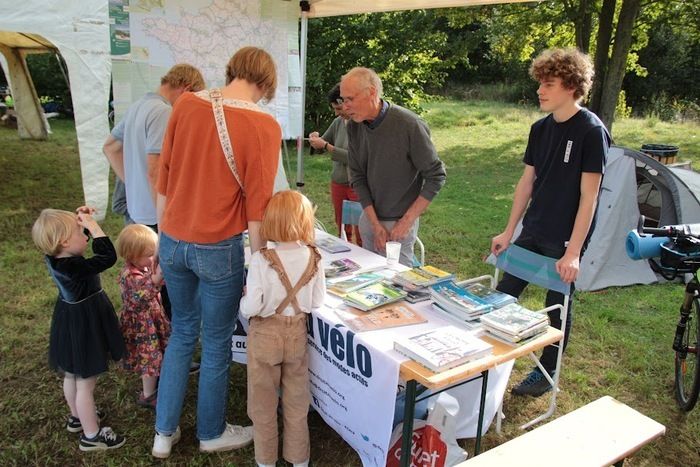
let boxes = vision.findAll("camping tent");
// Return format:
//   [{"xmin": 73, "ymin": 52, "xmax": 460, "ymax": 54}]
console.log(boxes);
[
  {"xmin": 0, "ymin": 0, "xmax": 111, "ymax": 216},
  {"xmin": 577, "ymin": 146, "xmax": 700, "ymax": 291}
]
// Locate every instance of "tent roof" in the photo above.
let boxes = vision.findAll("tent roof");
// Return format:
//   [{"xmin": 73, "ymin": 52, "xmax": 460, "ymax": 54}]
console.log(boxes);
[
  {"xmin": 0, "ymin": 31, "xmax": 55, "ymax": 50},
  {"xmin": 306, "ymin": 0, "xmax": 535, "ymax": 18}
]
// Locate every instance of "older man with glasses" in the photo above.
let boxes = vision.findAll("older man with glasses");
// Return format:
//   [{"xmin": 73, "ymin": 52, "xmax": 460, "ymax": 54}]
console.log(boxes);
[{"xmin": 340, "ymin": 67, "xmax": 446, "ymax": 266}]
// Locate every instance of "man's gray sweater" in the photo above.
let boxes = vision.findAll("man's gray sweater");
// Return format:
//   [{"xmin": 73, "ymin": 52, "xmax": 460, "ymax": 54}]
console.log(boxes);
[{"xmin": 347, "ymin": 103, "xmax": 446, "ymax": 220}]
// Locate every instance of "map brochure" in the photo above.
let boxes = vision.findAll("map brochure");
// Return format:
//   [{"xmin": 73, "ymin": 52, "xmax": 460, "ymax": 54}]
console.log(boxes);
[
  {"xmin": 334, "ymin": 302, "xmax": 426, "ymax": 333},
  {"xmin": 327, "ymin": 272, "xmax": 384, "ymax": 296},
  {"xmin": 480, "ymin": 303, "xmax": 549, "ymax": 338},
  {"xmin": 343, "ymin": 281, "xmax": 408, "ymax": 311},
  {"xmin": 394, "ymin": 325, "xmax": 493, "ymax": 372},
  {"xmin": 316, "ymin": 237, "xmax": 351, "ymax": 254},
  {"xmin": 430, "ymin": 281, "xmax": 493, "ymax": 319},
  {"xmin": 463, "ymin": 282, "xmax": 517, "ymax": 309},
  {"xmin": 324, "ymin": 258, "xmax": 361, "ymax": 278}
]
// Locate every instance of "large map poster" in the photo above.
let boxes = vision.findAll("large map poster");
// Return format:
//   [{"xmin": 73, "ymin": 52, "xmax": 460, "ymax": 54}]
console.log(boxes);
[{"xmin": 109, "ymin": 0, "xmax": 301, "ymax": 138}]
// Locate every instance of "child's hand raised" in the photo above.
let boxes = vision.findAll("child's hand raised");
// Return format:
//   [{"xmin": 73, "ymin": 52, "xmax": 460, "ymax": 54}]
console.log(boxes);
[
  {"xmin": 75, "ymin": 205, "xmax": 97, "ymax": 216},
  {"xmin": 77, "ymin": 208, "xmax": 106, "ymax": 238}
]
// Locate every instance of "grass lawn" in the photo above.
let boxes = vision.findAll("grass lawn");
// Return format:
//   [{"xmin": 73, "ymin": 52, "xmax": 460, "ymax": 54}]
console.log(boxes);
[{"xmin": 1, "ymin": 100, "xmax": 698, "ymax": 466}]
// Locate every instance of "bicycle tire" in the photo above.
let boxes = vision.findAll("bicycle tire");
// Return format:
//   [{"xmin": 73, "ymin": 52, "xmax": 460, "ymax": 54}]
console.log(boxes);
[{"xmin": 674, "ymin": 297, "xmax": 700, "ymax": 411}]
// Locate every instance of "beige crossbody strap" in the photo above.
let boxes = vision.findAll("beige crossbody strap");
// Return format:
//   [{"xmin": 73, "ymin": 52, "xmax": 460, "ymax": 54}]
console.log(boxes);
[{"xmin": 209, "ymin": 88, "xmax": 245, "ymax": 196}]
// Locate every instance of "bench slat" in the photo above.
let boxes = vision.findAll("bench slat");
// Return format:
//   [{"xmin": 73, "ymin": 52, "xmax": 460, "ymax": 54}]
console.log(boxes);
[{"xmin": 460, "ymin": 396, "xmax": 665, "ymax": 467}]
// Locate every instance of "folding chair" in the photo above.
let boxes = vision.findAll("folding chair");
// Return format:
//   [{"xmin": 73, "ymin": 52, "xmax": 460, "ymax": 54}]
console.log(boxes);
[
  {"xmin": 489, "ymin": 244, "xmax": 570, "ymax": 431},
  {"xmin": 340, "ymin": 200, "xmax": 425, "ymax": 266}
]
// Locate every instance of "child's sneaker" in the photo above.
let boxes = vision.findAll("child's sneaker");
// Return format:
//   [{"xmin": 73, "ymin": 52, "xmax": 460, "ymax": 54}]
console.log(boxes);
[
  {"xmin": 137, "ymin": 391, "xmax": 157, "ymax": 410},
  {"xmin": 152, "ymin": 426, "xmax": 181, "ymax": 459},
  {"xmin": 66, "ymin": 409, "xmax": 106, "ymax": 433},
  {"xmin": 79, "ymin": 427, "xmax": 126, "ymax": 451}
]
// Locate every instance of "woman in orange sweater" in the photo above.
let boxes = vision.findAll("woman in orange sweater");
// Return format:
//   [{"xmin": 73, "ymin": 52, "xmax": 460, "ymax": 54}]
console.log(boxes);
[{"xmin": 151, "ymin": 47, "xmax": 281, "ymax": 459}]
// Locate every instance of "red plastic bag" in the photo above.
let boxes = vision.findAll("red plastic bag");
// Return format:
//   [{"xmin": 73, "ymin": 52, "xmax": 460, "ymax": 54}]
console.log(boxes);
[{"xmin": 386, "ymin": 421, "xmax": 448, "ymax": 467}]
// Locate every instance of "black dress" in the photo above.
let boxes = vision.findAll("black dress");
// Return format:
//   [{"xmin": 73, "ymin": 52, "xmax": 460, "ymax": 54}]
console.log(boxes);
[{"xmin": 46, "ymin": 236, "xmax": 125, "ymax": 378}]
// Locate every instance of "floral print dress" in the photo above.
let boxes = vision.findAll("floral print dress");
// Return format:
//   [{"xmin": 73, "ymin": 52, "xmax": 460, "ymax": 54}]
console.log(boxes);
[{"xmin": 118, "ymin": 263, "xmax": 170, "ymax": 376}]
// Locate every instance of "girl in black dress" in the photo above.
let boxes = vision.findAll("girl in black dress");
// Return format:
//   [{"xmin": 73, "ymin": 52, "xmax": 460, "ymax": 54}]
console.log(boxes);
[{"xmin": 32, "ymin": 206, "xmax": 126, "ymax": 451}]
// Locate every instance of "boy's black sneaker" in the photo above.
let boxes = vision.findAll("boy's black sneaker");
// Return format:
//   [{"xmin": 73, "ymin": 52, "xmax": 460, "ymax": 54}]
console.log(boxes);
[
  {"xmin": 66, "ymin": 409, "xmax": 106, "ymax": 433},
  {"xmin": 79, "ymin": 427, "xmax": 125, "ymax": 451},
  {"xmin": 511, "ymin": 369, "xmax": 554, "ymax": 397}
]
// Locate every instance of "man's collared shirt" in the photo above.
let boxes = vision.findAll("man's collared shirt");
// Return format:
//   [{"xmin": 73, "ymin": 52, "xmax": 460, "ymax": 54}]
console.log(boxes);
[{"xmin": 364, "ymin": 100, "xmax": 389, "ymax": 129}]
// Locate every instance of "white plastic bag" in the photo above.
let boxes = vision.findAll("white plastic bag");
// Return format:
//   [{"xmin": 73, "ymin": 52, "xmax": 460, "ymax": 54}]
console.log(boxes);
[{"xmin": 386, "ymin": 392, "xmax": 468, "ymax": 466}]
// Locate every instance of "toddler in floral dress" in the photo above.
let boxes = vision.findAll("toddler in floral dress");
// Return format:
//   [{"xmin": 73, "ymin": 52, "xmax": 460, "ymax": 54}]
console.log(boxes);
[{"xmin": 116, "ymin": 224, "xmax": 170, "ymax": 409}]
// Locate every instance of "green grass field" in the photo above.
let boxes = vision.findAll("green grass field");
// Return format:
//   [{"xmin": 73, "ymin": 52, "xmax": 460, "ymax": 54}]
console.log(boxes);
[{"xmin": 1, "ymin": 100, "xmax": 698, "ymax": 466}]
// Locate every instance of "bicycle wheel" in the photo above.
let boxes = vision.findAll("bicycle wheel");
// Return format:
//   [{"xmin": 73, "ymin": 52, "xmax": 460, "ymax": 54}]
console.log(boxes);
[{"xmin": 674, "ymin": 298, "xmax": 700, "ymax": 411}]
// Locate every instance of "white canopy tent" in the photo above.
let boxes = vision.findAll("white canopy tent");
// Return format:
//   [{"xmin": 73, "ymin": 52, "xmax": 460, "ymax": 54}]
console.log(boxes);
[
  {"xmin": 0, "ymin": 0, "xmax": 531, "ymax": 217},
  {"xmin": 0, "ymin": 0, "xmax": 111, "ymax": 216}
]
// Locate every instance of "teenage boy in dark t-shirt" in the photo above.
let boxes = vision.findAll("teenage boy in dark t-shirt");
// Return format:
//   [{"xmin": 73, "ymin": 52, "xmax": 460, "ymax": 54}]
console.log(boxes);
[{"xmin": 491, "ymin": 48, "xmax": 611, "ymax": 397}]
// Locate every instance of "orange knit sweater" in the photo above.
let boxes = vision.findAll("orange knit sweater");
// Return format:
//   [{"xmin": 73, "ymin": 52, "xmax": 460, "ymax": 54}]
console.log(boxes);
[{"xmin": 157, "ymin": 92, "xmax": 281, "ymax": 243}]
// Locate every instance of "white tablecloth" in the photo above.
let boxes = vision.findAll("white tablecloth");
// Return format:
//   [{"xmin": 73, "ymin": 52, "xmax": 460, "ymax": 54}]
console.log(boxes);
[{"xmin": 234, "ymin": 231, "xmax": 513, "ymax": 467}]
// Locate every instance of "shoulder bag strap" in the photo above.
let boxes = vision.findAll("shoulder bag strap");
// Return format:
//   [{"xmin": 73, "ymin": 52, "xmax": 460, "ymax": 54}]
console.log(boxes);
[{"xmin": 209, "ymin": 88, "xmax": 245, "ymax": 196}]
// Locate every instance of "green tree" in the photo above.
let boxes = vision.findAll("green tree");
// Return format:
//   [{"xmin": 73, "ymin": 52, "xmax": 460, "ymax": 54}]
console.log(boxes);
[{"xmin": 305, "ymin": 10, "xmax": 454, "ymax": 131}]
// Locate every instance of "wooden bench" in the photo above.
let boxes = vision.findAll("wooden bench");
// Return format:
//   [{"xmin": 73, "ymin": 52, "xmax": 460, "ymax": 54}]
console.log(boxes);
[{"xmin": 459, "ymin": 396, "xmax": 665, "ymax": 467}]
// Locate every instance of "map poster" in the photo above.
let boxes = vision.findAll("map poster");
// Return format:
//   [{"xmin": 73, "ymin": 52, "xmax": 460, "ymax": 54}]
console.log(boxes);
[
  {"xmin": 109, "ymin": 0, "xmax": 130, "ymax": 57},
  {"xmin": 109, "ymin": 0, "xmax": 301, "ymax": 138}
]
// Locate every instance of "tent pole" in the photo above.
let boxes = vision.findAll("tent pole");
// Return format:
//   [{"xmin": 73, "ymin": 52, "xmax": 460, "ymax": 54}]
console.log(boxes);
[{"xmin": 296, "ymin": 1, "xmax": 310, "ymax": 190}]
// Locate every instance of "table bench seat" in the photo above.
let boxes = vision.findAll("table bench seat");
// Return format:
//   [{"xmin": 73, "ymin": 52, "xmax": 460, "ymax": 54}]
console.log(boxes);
[{"xmin": 459, "ymin": 396, "xmax": 665, "ymax": 467}]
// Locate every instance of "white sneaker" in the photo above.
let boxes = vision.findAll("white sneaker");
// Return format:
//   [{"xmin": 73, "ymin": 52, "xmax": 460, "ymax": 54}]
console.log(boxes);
[
  {"xmin": 152, "ymin": 426, "xmax": 181, "ymax": 459},
  {"xmin": 293, "ymin": 461, "xmax": 310, "ymax": 467},
  {"xmin": 199, "ymin": 423, "xmax": 253, "ymax": 452}
]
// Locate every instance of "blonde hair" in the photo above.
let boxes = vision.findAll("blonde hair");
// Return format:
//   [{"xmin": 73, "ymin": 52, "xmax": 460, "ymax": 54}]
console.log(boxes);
[
  {"xmin": 116, "ymin": 224, "xmax": 158, "ymax": 262},
  {"xmin": 225, "ymin": 46, "xmax": 277, "ymax": 101},
  {"xmin": 342, "ymin": 67, "xmax": 383, "ymax": 99},
  {"xmin": 161, "ymin": 64, "xmax": 206, "ymax": 92},
  {"xmin": 529, "ymin": 48, "xmax": 594, "ymax": 100},
  {"xmin": 31, "ymin": 209, "xmax": 77, "ymax": 256},
  {"xmin": 260, "ymin": 190, "xmax": 316, "ymax": 244}
]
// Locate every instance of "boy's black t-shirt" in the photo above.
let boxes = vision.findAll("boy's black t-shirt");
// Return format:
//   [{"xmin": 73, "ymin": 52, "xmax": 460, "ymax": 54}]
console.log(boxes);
[{"xmin": 522, "ymin": 108, "xmax": 611, "ymax": 248}]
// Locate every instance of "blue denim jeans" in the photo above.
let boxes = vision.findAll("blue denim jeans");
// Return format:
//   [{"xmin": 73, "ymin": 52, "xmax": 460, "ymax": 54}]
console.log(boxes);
[{"xmin": 155, "ymin": 231, "xmax": 244, "ymax": 440}]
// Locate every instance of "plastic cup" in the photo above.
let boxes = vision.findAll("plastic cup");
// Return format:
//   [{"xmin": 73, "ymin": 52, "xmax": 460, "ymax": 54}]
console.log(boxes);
[{"xmin": 386, "ymin": 241, "xmax": 401, "ymax": 265}]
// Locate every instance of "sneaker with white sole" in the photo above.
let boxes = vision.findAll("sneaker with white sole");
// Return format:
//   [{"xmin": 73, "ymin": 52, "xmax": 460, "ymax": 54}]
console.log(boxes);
[
  {"xmin": 199, "ymin": 424, "xmax": 253, "ymax": 452},
  {"xmin": 66, "ymin": 409, "xmax": 106, "ymax": 433},
  {"xmin": 152, "ymin": 426, "xmax": 181, "ymax": 459},
  {"xmin": 79, "ymin": 427, "xmax": 125, "ymax": 451}
]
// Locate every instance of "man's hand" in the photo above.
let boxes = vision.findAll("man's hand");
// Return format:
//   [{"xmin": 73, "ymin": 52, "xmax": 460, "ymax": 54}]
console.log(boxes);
[
  {"xmin": 389, "ymin": 217, "xmax": 411, "ymax": 242},
  {"xmin": 372, "ymin": 223, "xmax": 390, "ymax": 252},
  {"xmin": 555, "ymin": 251, "xmax": 580, "ymax": 283},
  {"xmin": 491, "ymin": 231, "xmax": 512, "ymax": 256}
]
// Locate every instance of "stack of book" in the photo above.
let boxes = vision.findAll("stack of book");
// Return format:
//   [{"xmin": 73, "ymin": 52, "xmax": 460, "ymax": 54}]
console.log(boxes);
[
  {"xmin": 480, "ymin": 303, "xmax": 550, "ymax": 345},
  {"xmin": 463, "ymin": 283, "xmax": 517, "ymax": 309},
  {"xmin": 394, "ymin": 325, "xmax": 493, "ymax": 372},
  {"xmin": 392, "ymin": 265, "xmax": 454, "ymax": 291},
  {"xmin": 327, "ymin": 272, "xmax": 384, "ymax": 297},
  {"xmin": 343, "ymin": 281, "xmax": 408, "ymax": 311},
  {"xmin": 430, "ymin": 281, "xmax": 493, "ymax": 321}
]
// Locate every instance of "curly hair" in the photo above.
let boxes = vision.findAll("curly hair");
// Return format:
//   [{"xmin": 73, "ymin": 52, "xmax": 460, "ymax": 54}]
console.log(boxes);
[{"xmin": 529, "ymin": 48, "xmax": 594, "ymax": 100}]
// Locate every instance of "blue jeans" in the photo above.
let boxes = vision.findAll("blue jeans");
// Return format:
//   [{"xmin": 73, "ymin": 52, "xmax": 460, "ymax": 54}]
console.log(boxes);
[{"xmin": 155, "ymin": 232, "xmax": 244, "ymax": 440}]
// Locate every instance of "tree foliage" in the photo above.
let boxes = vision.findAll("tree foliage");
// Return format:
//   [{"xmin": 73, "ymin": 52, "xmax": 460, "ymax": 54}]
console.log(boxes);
[{"xmin": 305, "ymin": 10, "xmax": 455, "ymax": 132}]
